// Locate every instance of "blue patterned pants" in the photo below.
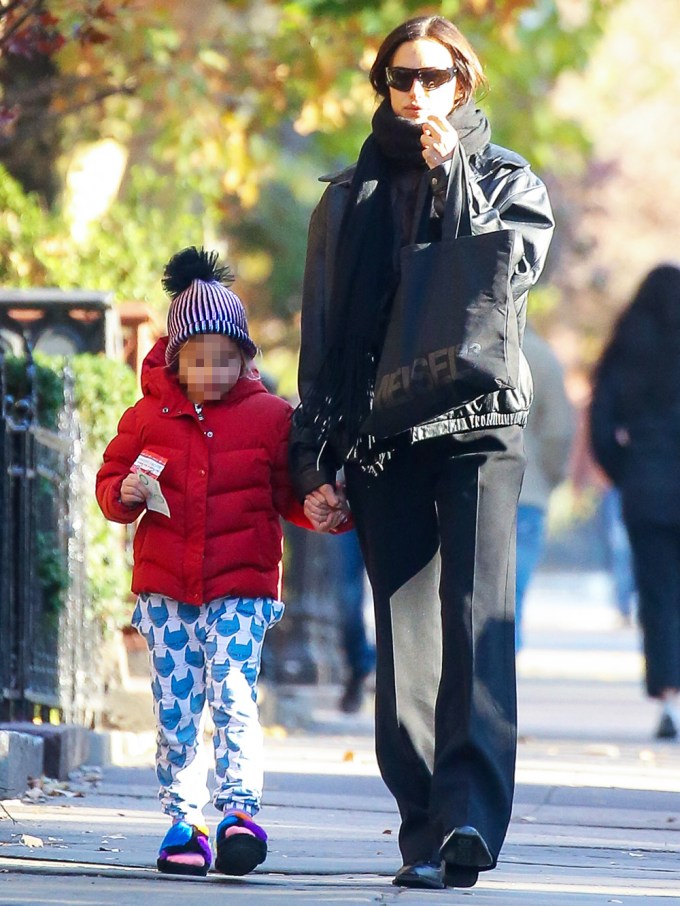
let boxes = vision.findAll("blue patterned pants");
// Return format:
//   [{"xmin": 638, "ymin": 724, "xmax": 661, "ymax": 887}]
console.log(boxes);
[{"xmin": 132, "ymin": 593, "xmax": 284, "ymax": 823}]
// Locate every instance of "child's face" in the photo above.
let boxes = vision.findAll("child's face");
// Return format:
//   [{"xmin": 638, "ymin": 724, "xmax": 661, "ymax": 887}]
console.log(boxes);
[{"xmin": 177, "ymin": 334, "xmax": 244, "ymax": 402}]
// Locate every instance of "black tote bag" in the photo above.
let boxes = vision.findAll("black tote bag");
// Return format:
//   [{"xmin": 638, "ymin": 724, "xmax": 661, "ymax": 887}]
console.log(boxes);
[{"xmin": 361, "ymin": 147, "xmax": 519, "ymax": 439}]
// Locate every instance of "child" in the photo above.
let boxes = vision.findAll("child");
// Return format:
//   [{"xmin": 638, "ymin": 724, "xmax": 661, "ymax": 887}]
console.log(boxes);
[{"xmin": 96, "ymin": 247, "xmax": 345, "ymax": 877}]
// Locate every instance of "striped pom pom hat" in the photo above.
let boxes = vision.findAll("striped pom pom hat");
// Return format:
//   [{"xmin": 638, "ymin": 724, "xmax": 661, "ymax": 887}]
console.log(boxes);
[{"xmin": 162, "ymin": 247, "xmax": 258, "ymax": 366}]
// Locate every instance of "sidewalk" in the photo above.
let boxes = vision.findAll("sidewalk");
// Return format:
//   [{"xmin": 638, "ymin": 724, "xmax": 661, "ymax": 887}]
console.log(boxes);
[{"xmin": 0, "ymin": 571, "xmax": 678, "ymax": 904}]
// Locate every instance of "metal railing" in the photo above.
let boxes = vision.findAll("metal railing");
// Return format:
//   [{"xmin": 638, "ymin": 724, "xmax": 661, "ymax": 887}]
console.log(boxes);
[{"xmin": 0, "ymin": 342, "xmax": 101, "ymax": 725}]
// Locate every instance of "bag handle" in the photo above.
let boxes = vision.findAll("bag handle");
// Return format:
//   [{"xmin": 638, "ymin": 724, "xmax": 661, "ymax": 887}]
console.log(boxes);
[
  {"xmin": 410, "ymin": 143, "xmax": 473, "ymax": 245},
  {"xmin": 442, "ymin": 143, "xmax": 473, "ymax": 241}
]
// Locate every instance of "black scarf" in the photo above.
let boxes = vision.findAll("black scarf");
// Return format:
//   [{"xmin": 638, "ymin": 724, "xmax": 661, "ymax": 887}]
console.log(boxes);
[{"xmin": 299, "ymin": 100, "xmax": 491, "ymax": 460}]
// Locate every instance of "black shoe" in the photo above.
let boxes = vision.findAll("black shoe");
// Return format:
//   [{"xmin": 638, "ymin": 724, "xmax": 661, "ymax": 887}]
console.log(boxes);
[
  {"xmin": 444, "ymin": 866, "xmax": 479, "ymax": 888},
  {"xmin": 440, "ymin": 825, "xmax": 493, "ymax": 869},
  {"xmin": 393, "ymin": 861, "xmax": 445, "ymax": 890},
  {"xmin": 340, "ymin": 675, "xmax": 365, "ymax": 714},
  {"xmin": 655, "ymin": 712, "xmax": 678, "ymax": 740}
]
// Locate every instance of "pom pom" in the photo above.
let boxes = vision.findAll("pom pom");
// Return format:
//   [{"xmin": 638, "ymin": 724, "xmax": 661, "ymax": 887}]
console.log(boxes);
[{"xmin": 162, "ymin": 246, "xmax": 234, "ymax": 299}]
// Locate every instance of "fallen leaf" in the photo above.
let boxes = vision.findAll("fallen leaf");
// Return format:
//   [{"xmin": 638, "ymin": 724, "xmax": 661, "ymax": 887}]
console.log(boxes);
[
  {"xmin": 20, "ymin": 834, "xmax": 43, "ymax": 848},
  {"xmin": 264, "ymin": 725, "xmax": 287, "ymax": 739},
  {"xmin": 583, "ymin": 744, "xmax": 619, "ymax": 759},
  {"xmin": 342, "ymin": 750, "xmax": 355, "ymax": 762},
  {"xmin": 382, "ymin": 829, "xmax": 392, "ymax": 835},
  {"xmin": 69, "ymin": 766, "xmax": 103, "ymax": 785}
]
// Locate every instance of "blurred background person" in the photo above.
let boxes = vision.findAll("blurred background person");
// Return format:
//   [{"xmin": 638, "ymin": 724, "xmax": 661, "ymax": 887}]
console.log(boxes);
[
  {"xmin": 590, "ymin": 263, "xmax": 680, "ymax": 740},
  {"xmin": 331, "ymin": 528, "xmax": 376, "ymax": 714},
  {"xmin": 568, "ymin": 377, "xmax": 638, "ymax": 627},
  {"xmin": 516, "ymin": 324, "xmax": 575, "ymax": 651},
  {"xmin": 600, "ymin": 485, "xmax": 637, "ymax": 626}
]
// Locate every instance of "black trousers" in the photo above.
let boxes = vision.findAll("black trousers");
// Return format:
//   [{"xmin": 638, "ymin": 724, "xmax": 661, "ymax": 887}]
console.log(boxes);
[
  {"xmin": 345, "ymin": 426, "xmax": 525, "ymax": 867},
  {"xmin": 626, "ymin": 521, "xmax": 680, "ymax": 698}
]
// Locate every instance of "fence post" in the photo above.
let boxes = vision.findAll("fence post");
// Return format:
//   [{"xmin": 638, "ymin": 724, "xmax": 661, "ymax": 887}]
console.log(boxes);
[
  {"xmin": 0, "ymin": 349, "xmax": 9, "ymax": 718},
  {"xmin": 10, "ymin": 339, "xmax": 37, "ymax": 721}
]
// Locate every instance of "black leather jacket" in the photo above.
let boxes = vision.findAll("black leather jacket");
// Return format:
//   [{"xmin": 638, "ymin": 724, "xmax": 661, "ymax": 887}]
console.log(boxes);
[{"xmin": 290, "ymin": 142, "xmax": 555, "ymax": 499}]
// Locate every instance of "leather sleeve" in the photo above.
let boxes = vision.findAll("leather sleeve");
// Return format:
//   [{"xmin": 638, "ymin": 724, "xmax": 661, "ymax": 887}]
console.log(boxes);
[
  {"xmin": 468, "ymin": 161, "xmax": 555, "ymax": 308},
  {"xmin": 298, "ymin": 187, "xmax": 332, "ymax": 403},
  {"xmin": 272, "ymin": 406, "xmax": 316, "ymax": 527},
  {"xmin": 289, "ymin": 184, "xmax": 344, "ymax": 500}
]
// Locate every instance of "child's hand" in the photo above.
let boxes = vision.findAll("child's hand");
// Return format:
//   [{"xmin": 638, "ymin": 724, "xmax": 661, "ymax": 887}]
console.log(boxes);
[{"xmin": 120, "ymin": 472, "xmax": 151, "ymax": 507}]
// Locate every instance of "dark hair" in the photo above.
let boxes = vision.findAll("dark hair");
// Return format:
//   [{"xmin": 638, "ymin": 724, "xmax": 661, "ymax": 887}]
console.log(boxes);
[
  {"xmin": 369, "ymin": 15, "xmax": 487, "ymax": 106},
  {"xmin": 596, "ymin": 263, "xmax": 680, "ymax": 412},
  {"xmin": 606, "ymin": 264, "xmax": 680, "ymax": 354}
]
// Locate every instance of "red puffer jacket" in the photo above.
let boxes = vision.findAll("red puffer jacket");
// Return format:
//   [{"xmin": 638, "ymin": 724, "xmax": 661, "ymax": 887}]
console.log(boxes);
[{"xmin": 96, "ymin": 338, "xmax": 312, "ymax": 605}]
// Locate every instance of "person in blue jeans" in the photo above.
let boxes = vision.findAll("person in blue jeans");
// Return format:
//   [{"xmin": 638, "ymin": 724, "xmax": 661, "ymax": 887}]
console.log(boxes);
[
  {"xmin": 516, "ymin": 326, "xmax": 575, "ymax": 650},
  {"xmin": 334, "ymin": 529, "xmax": 376, "ymax": 713},
  {"xmin": 516, "ymin": 505, "xmax": 548, "ymax": 647},
  {"xmin": 600, "ymin": 486, "xmax": 636, "ymax": 624}
]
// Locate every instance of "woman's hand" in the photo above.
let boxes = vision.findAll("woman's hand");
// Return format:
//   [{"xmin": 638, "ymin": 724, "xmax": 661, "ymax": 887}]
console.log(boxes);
[
  {"xmin": 304, "ymin": 483, "xmax": 350, "ymax": 533},
  {"xmin": 120, "ymin": 472, "xmax": 151, "ymax": 507},
  {"xmin": 421, "ymin": 115, "xmax": 459, "ymax": 169}
]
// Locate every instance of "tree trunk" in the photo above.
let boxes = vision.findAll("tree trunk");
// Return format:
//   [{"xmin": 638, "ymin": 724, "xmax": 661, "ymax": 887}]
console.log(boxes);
[{"xmin": 0, "ymin": 51, "xmax": 60, "ymax": 206}]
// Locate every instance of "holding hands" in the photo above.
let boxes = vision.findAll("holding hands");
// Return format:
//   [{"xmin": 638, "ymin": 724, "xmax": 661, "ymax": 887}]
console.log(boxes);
[
  {"xmin": 421, "ymin": 115, "xmax": 458, "ymax": 169},
  {"xmin": 304, "ymin": 483, "xmax": 351, "ymax": 533}
]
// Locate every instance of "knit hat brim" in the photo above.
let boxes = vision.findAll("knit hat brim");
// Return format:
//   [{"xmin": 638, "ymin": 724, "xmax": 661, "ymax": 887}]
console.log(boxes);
[{"xmin": 165, "ymin": 322, "xmax": 258, "ymax": 366}]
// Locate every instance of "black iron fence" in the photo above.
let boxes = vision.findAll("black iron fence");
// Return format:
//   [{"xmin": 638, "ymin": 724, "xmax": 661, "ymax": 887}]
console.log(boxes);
[{"xmin": 0, "ymin": 343, "xmax": 101, "ymax": 725}]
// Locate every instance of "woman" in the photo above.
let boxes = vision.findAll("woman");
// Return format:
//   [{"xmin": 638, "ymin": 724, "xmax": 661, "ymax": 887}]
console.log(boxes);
[
  {"xmin": 590, "ymin": 264, "xmax": 680, "ymax": 741},
  {"xmin": 291, "ymin": 16, "xmax": 554, "ymax": 889}
]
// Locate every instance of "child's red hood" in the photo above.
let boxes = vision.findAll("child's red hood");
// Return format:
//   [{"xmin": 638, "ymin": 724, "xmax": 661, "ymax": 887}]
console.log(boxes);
[{"xmin": 140, "ymin": 336, "xmax": 170, "ymax": 394}]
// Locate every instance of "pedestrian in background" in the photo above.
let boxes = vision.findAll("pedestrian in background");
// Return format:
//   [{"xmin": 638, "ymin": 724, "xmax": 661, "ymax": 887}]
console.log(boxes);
[
  {"xmin": 600, "ymin": 485, "xmax": 637, "ymax": 625},
  {"xmin": 569, "ymin": 384, "xmax": 637, "ymax": 625},
  {"xmin": 516, "ymin": 324, "xmax": 575, "ymax": 650},
  {"xmin": 96, "ymin": 248, "xmax": 341, "ymax": 877},
  {"xmin": 332, "ymin": 528, "xmax": 376, "ymax": 713},
  {"xmin": 590, "ymin": 263, "xmax": 680, "ymax": 740},
  {"xmin": 292, "ymin": 15, "xmax": 554, "ymax": 890}
]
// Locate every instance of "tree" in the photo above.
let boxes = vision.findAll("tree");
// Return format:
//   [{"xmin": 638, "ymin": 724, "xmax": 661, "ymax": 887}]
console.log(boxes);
[
  {"xmin": 0, "ymin": 1, "xmax": 621, "ymax": 344},
  {"xmin": 536, "ymin": 0, "xmax": 680, "ymax": 368}
]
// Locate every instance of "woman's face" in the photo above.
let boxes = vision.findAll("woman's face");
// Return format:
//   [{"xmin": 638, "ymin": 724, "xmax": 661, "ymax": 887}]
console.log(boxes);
[
  {"xmin": 178, "ymin": 334, "xmax": 244, "ymax": 402},
  {"xmin": 387, "ymin": 38, "xmax": 458, "ymax": 123}
]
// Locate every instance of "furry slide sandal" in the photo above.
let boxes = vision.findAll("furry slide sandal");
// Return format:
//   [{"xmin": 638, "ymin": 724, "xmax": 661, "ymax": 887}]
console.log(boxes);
[
  {"xmin": 214, "ymin": 810, "xmax": 267, "ymax": 876},
  {"xmin": 157, "ymin": 821, "xmax": 212, "ymax": 876}
]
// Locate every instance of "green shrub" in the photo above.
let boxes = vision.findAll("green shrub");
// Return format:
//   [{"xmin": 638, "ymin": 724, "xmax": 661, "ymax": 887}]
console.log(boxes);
[{"xmin": 3, "ymin": 352, "xmax": 139, "ymax": 633}]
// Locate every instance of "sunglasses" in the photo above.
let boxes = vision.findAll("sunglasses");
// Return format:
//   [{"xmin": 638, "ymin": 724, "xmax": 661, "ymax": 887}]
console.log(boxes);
[{"xmin": 385, "ymin": 66, "xmax": 458, "ymax": 92}]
